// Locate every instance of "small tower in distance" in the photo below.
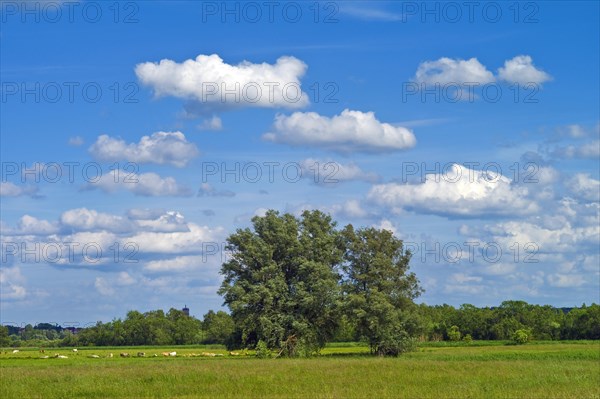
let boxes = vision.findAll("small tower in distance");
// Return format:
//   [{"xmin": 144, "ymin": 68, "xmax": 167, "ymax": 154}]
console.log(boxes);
[{"xmin": 182, "ymin": 305, "xmax": 190, "ymax": 316}]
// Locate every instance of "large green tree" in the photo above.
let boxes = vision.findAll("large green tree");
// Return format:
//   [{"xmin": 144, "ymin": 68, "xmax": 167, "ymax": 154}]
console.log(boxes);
[
  {"xmin": 218, "ymin": 210, "xmax": 344, "ymax": 356},
  {"xmin": 341, "ymin": 225, "xmax": 423, "ymax": 356}
]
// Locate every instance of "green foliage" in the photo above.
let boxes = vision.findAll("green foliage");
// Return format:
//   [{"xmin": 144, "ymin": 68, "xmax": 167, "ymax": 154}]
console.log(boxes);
[
  {"xmin": 0, "ymin": 325, "xmax": 10, "ymax": 347},
  {"xmin": 202, "ymin": 310, "xmax": 235, "ymax": 344},
  {"xmin": 375, "ymin": 331, "xmax": 417, "ymax": 356},
  {"xmin": 219, "ymin": 210, "xmax": 345, "ymax": 355},
  {"xmin": 56, "ymin": 308, "xmax": 202, "ymax": 347},
  {"xmin": 447, "ymin": 325, "xmax": 461, "ymax": 341},
  {"xmin": 332, "ymin": 315, "xmax": 358, "ymax": 342},
  {"xmin": 254, "ymin": 339, "xmax": 272, "ymax": 358},
  {"xmin": 462, "ymin": 334, "xmax": 473, "ymax": 344},
  {"xmin": 512, "ymin": 329, "xmax": 530, "ymax": 345},
  {"xmin": 412, "ymin": 301, "xmax": 598, "ymax": 342},
  {"xmin": 341, "ymin": 226, "xmax": 422, "ymax": 356}
]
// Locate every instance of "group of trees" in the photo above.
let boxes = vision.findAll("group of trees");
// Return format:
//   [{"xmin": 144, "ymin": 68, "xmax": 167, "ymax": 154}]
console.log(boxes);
[
  {"xmin": 71, "ymin": 308, "xmax": 201, "ymax": 346},
  {"xmin": 2, "ymin": 210, "xmax": 598, "ymax": 354},
  {"xmin": 414, "ymin": 301, "xmax": 600, "ymax": 342},
  {"xmin": 218, "ymin": 210, "xmax": 421, "ymax": 356},
  {"xmin": 1, "ymin": 309, "xmax": 234, "ymax": 348}
]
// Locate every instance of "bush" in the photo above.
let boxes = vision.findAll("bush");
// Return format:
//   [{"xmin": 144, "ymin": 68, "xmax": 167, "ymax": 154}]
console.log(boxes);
[
  {"xmin": 462, "ymin": 334, "xmax": 473, "ymax": 344},
  {"xmin": 512, "ymin": 329, "xmax": 530, "ymax": 344},
  {"xmin": 375, "ymin": 332, "xmax": 417, "ymax": 357},
  {"xmin": 255, "ymin": 340, "xmax": 272, "ymax": 358},
  {"xmin": 447, "ymin": 325, "xmax": 461, "ymax": 341}
]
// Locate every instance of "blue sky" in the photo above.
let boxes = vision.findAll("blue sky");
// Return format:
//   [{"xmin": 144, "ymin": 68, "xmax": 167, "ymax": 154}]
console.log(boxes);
[{"xmin": 1, "ymin": 1, "xmax": 599, "ymax": 325}]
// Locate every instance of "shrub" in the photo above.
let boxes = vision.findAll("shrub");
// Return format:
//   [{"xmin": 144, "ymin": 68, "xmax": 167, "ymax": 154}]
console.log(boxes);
[
  {"xmin": 512, "ymin": 329, "xmax": 529, "ymax": 345},
  {"xmin": 255, "ymin": 340, "xmax": 272, "ymax": 358},
  {"xmin": 462, "ymin": 334, "xmax": 473, "ymax": 344},
  {"xmin": 447, "ymin": 325, "xmax": 461, "ymax": 342},
  {"xmin": 375, "ymin": 332, "xmax": 417, "ymax": 357}
]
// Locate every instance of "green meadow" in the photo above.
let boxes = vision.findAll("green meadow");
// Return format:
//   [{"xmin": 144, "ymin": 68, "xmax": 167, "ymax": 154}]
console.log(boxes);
[{"xmin": 1, "ymin": 342, "xmax": 598, "ymax": 399}]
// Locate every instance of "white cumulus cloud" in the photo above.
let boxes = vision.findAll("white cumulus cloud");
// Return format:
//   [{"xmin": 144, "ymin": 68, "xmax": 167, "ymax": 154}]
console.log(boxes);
[
  {"xmin": 60, "ymin": 208, "xmax": 134, "ymax": 233},
  {"xmin": 89, "ymin": 170, "xmax": 193, "ymax": 197},
  {"xmin": 414, "ymin": 57, "xmax": 495, "ymax": 86},
  {"xmin": 567, "ymin": 174, "xmax": 600, "ymax": 202},
  {"xmin": 368, "ymin": 163, "xmax": 539, "ymax": 217},
  {"xmin": 135, "ymin": 54, "xmax": 309, "ymax": 111},
  {"xmin": 263, "ymin": 109, "xmax": 416, "ymax": 153},
  {"xmin": 89, "ymin": 132, "xmax": 199, "ymax": 167},
  {"xmin": 497, "ymin": 55, "xmax": 552, "ymax": 85}
]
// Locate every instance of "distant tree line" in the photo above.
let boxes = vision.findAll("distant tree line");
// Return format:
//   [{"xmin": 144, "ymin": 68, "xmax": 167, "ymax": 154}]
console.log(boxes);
[
  {"xmin": 0, "ymin": 309, "xmax": 234, "ymax": 348},
  {"xmin": 1, "ymin": 301, "xmax": 598, "ymax": 349},
  {"xmin": 413, "ymin": 301, "xmax": 600, "ymax": 342}
]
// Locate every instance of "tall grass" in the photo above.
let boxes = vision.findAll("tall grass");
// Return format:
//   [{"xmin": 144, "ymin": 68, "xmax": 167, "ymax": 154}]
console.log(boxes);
[{"xmin": 1, "ymin": 342, "xmax": 598, "ymax": 398}]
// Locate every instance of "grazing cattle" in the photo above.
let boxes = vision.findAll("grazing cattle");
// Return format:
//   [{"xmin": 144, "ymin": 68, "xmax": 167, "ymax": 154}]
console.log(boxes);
[
  {"xmin": 169, "ymin": 351, "xmax": 177, "ymax": 357},
  {"xmin": 72, "ymin": 349, "xmax": 78, "ymax": 353},
  {"xmin": 57, "ymin": 355, "xmax": 68, "ymax": 359},
  {"xmin": 12, "ymin": 350, "xmax": 19, "ymax": 353},
  {"xmin": 41, "ymin": 355, "xmax": 49, "ymax": 359},
  {"xmin": 120, "ymin": 352, "xmax": 130, "ymax": 358},
  {"xmin": 161, "ymin": 352, "xmax": 170, "ymax": 357},
  {"xmin": 229, "ymin": 352, "xmax": 240, "ymax": 356},
  {"xmin": 40, "ymin": 349, "xmax": 45, "ymax": 353},
  {"xmin": 137, "ymin": 352, "xmax": 146, "ymax": 357},
  {"xmin": 89, "ymin": 355, "xmax": 100, "ymax": 358},
  {"xmin": 108, "ymin": 353, "xmax": 114, "ymax": 358}
]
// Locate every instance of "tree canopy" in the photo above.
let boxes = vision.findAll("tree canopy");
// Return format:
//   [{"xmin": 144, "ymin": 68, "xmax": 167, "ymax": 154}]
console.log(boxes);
[{"xmin": 219, "ymin": 210, "xmax": 423, "ymax": 356}]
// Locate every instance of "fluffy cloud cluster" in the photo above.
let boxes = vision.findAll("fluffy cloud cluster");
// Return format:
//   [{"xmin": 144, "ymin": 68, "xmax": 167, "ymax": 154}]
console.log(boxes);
[
  {"xmin": 135, "ymin": 54, "xmax": 309, "ymax": 111},
  {"xmin": 414, "ymin": 57, "xmax": 495, "ymax": 86},
  {"xmin": 60, "ymin": 208, "xmax": 134, "ymax": 233},
  {"xmin": 0, "ymin": 267, "xmax": 27, "ymax": 300},
  {"xmin": 89, "ymin": 132, "xmax": 199, "ymax": 167},
  {"xmin": 567, "ymin": 174, "xmax": 600, "ymax": 202},
  {"xmin": 413, "ymin": 55, "xmax": 551, "ymax": 86},
  {"xmin": 497, "ymin": 55, "xmax": 552, "ymax": 85},
  {"xmin": 448, "ymin": 190, "xmax": 599, "ymax": 293},
  {"xmin": 2, "ymin": 208, "xmax": 225, "ymax": 267},
  {"xmin": 368, "ymin": 163, "xmax": 538, "ymax": 217},
  {"xmin": 88, "ymin": 170, "xmax": 192, "ymax": 197},
  {"xmin": 263, "ymin": 109, "xmax": 416, "ymax": 153}
]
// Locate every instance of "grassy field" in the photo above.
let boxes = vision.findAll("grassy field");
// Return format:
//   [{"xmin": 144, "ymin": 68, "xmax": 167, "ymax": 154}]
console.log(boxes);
[{"xmin": 1, "ymin": 342, "xmax": 598, "ymax": 398}]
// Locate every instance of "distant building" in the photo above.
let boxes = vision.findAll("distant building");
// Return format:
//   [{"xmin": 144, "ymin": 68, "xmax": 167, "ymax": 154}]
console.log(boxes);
[{"xmin": 182, "ymin": 305, "xmax": 190, "ymax": 316}]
